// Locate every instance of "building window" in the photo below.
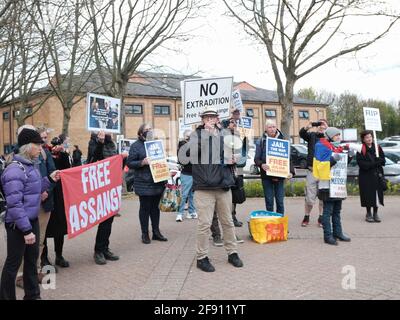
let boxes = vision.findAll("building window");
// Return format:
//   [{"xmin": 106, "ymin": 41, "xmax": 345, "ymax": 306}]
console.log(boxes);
[
  {"xmin": 246, "ymin": 108, "xmax": 254, "ymax": 117},
  {"xmin": 299, "ymin": 110, "xmax": 309, "ymax": 119},
  {"xmin": 154, "ymin": 105, "xmax": 170, "ymax": 115},
  {"xmin": 265, "ymin": 109, "xmax": 276, "ymax": 117},
  {"xmin": 13, "ymin": 110, "xmax": 20, "ymax": 117},
  {"xmin": 25, "ymin": 106, "xmax": 32, "ymax": 114},
  {"xmin": 125, "ymin": 104, "xmax": 143, "ymax": 115},
  {"xmin": 3, "ymin": 112, "xmax": 9, "ymax": 120}
]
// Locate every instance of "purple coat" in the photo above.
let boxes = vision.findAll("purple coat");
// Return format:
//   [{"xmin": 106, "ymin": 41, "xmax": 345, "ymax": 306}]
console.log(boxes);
[{"xmin": 1, "ymin": 155, "xmax": 50, "ymax": 234}]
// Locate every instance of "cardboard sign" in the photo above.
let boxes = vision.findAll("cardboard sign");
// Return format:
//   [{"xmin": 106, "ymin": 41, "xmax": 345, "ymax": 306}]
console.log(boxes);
[
  {"xmin": 118, "ymin": 139, "xmax": 135, "ymax": 154},
  {"xmin": 363, "ymin": 107, "xmax": 382, "ymax": 131},
  {"xmin": 329, "ymin": 153, "xmax": 348, "ymax": 198},
  {"xmin": 178, "ymin": 117, "xmax": 193, "ymax": 139},
  {"xmin": 265, "ymin": 137, "xmax": 290, "ymax": 178},
  {"xmin": 60, "ymin": 155, "xmax": 123, "ymax": 239},
  {"xmin": 238, "ymin": 116, "xmax": 253, "ymax": 139},
  {"xmin": 181, "ymin": 77, "xmax": 233, "ymax": 125},
  {"xmin": 87, "ymin": 93, "xmax": 121, "ymax": 134},
  {"xmin": 145, "ymin": 140, "xmax": 170, "ymax": 183},
  {"xmin": 232, "ymin": 89, "xmax": 244, "ymax": 114}
]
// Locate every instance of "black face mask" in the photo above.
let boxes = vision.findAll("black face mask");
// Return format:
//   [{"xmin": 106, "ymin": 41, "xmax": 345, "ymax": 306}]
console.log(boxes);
[{"xmin": 142, "ymin": 130, "xmax": 153, "ymax": 140}]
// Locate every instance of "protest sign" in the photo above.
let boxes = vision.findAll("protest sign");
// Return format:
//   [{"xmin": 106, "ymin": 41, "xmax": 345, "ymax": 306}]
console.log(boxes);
[
  {"xmin": 182, "ymin": 77, "xmax": 233, "ymax": 125},
  {"xmin": 118, "ymin": 139, "xmax": 135, "ymax": 154},
  {"xmin": 87, "ymin": 93, "xmax": 121, "ymax": 134},
  {"xmin": 363, "ymin": 107, "xmax": 382, "ymax": 156},
  {"xmin": 60, "ymin": 155, "xmax": 123, "ymax": 239},
  {"xmin": 238, "ymin": 116, "xmax": 253, "ymax": 139},
  {"xmin": 145, "ymin": 140, "xmax": 170, "ymax": 183},
  {"xmin": 232, "ymin": 89, "xmax": 244, "ymax": 114},
  {"xmin": 266, "ymin": 137, "xmax": 290, "ymax": 178},
  {"xmin": 329, "ymin": 153, "xmax": 348, "ymax": 198},
  {"xmin": 178, "ymin": 118, "xmax": 193, "ymax": 139}
]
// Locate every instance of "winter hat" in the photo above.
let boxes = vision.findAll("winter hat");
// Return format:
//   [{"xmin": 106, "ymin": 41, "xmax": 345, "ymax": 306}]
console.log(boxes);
[
  {"xmin": 17, "ymin": 128, "xmax": 43, "ymax": 147},
  {"xmin": 325, "ymin": 127, "xmax": 341, "ymax": 141}
]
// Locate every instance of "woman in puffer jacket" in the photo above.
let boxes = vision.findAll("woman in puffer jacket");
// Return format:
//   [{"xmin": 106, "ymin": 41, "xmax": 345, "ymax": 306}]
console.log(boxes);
[{"xmin": 0, "ymin": 129, "xmax": 60, "ymax": 300}]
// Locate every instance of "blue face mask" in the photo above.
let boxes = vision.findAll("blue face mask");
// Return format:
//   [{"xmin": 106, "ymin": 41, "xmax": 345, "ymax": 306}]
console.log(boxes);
[{"xmin": 332, "ymin": 141, "xmax": 341, "ymax": 147}]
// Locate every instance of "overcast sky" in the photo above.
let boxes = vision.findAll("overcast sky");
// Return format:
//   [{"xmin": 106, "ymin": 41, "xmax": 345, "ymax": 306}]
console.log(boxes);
[{"xmin": 156, "ymin": 1, "xmax": 400, "ymax": 104}]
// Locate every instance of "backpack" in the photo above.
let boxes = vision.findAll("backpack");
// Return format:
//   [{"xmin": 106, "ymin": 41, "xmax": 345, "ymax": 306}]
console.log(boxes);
[{"xmin": 0, "ymin": 158, "xmax": 27, "ymax": 224}]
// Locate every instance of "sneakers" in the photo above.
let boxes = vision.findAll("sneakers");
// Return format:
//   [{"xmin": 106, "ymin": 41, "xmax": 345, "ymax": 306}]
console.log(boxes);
[
  {"xmin": 176, "ymin": 214, "xmax": 183, "ymax": 222},
  {"xmin": 94, "ymin": 252, "xmax": 107, "ymax": 265},
  {"xmin": 318, "ymin": 215, "xmax": 323, "ymax": 228},
  {"xmin": 235, "ymin": 235, "xmax": 244, "ymax": 244},
  {"xmin": 197, "ymin": 257, "xmax": 215, "ymax": 272},
  {"xmin": 213, "ymin": 235, "xmax": 223, "ymax": 247},
  {"xmin": 103, "ymin": 249, "xmax": 120, "ymax": 261},
  {"xmin": 228, "ymin": 253, "xmax": 243, "ymax": 268},
  {"xmin": 186, "ymin": 212, "xmax": 197, "ymax": 219},
  {"xmin": 301, "ymin": 215, "xmax": 310, "ymax": 227}
]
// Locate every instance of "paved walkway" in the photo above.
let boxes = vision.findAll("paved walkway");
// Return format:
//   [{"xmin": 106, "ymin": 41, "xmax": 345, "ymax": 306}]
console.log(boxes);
[{"xmin": 1, "ymin": 196, "xmax": 400, "ymax": 300}]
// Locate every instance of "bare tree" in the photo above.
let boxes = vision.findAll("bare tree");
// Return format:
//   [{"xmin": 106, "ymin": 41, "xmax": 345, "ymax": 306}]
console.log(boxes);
[
  {"xmin": 27, "ymin": 0, "xmax": 99, "ymax": 135},
  {"xmin": 88, "ymin": 0, "xmax": 202, "ymax": 134},
  {"xmin": 223, "ymin": 0, "xmax": 400, "ymax": 138}
]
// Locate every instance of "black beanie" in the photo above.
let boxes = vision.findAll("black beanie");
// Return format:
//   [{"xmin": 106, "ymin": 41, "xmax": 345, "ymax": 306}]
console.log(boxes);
[{"xmin": 17, "ymin": 128, "xmax": 43, "ymax": 147}]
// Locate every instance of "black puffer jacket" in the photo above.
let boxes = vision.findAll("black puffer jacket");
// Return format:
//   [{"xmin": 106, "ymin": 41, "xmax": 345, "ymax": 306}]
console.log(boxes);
[
  {"xmin": 299, "ymin": 128, "xmax": 324, "ymax": 169},
  {"xmin": 190, "ymin": 126, "xmax": 235, "ymax": 191},
  {"xmin": 126, "ymin": 138, "xmax": 165, "ymax": 196}
]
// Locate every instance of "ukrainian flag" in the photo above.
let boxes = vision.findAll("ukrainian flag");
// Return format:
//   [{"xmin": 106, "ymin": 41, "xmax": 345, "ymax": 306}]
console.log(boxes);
[{"xmin": 313, "ymin": 139, "xmax": 332, "ymax": 180}]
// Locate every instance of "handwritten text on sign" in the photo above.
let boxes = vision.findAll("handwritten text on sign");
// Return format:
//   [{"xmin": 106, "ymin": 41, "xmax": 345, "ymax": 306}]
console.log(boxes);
[{"xmin": 60, "ymin": 155, "xmax": 123, "ymax": 239}]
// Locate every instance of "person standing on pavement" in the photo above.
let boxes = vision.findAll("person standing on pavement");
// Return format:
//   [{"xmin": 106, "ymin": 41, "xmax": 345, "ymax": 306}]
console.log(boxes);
[
  {"xmin": 72, "ymin": 145, "xmax": 82, "ymax": 167},
  {"xmin": 299, "ymin": 119, "xmax": 328, "ymax": 227},
  {"xmin": 127, "ymin": 124, "xmax": 167, "ymax": 244},
  {"xmin": 89, "ymin": 131, "xmax": 121, "ymax": 265},
  {"xmin": 0, "ymin": 128, "xmax": 60, "ymax": 300},
  {"xmin": 189, "ymin": 106, "xmax": 243, "ymax": 272},
  {"xmin": 356, "ymin": 130, "xmax": 386, "ymax": 223},
  {"xmin": 313, "ymin": 127, "xmax": 353, "ymax": 245},
  {"xmin": 42, "ymin": 134, "xmax": 72, "ymax": 269},
  {"xmin": 176, "ymin": 129, "xmax": 197, "ymax": 222},
  {"xmin": 254, "ymin": 119, "xmax": 292, "ymax": 214}
]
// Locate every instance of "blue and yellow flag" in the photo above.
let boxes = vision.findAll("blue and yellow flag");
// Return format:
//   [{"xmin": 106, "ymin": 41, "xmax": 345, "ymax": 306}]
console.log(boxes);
[{"xmin": 313, "ymin": 139, "xmax": 333, "ymax": 180}]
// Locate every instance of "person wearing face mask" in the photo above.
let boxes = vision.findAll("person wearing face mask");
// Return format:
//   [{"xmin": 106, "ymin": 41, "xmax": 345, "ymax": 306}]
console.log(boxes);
[
  {"xmin": 0, "ymin": 128, "xmax": 60, "ymax": 300},
  {"xmin": 313, "ymin": 127, "xmax": 353, "ymax": 246},
  {"xmin": 88, "ymin": 130, "xmax": 121, "ymax": 265},
  {"xmin": 176, "ymin": 129, "xmax": 197, "ymax": 222},
  {"xmin": 127, "ymin": 124, "xmax": 167, "ymax": 244},
  {"xmin": 299, "ymin": 119, "xmax": 329, "ymax": 227}
]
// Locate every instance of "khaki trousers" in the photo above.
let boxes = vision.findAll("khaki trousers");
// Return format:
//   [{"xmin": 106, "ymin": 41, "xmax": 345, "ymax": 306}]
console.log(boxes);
[{"xmin": 194, "ymin": 189, "xmax": 237, "ymax": 260}]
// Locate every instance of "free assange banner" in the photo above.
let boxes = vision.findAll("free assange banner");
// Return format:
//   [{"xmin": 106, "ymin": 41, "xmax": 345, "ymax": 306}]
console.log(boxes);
[{"xmin": 60, "ymin": 155, "xmax": 123, "ymax": 239}]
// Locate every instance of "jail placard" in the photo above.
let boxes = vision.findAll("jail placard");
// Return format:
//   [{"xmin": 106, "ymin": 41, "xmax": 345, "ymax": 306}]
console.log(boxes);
[{"xmin": 266, "ymin": 137, "xmax": 290, "ymax": 178}]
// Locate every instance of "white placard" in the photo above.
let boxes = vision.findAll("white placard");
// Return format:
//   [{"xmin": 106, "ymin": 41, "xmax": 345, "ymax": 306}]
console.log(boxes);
[
  {"xmin": 87, "ymin": 93, "xmax": 121, "ymax": 134},
  {"xmin": 181, "ymin": 77, "xmax": 233, "ymax": 125},
  {"xmin": 232, "ymin": 89, "xmax": 244, "ymax": 113},
  {"xmin": 363, "ymin": 107, "xmax": 382, "ymax": 131},
  {"xmin": 118, "ymin": 139, "xmax": 135, "ymax": 154},
  {"xmin": 329, "ymin": 153, "xmax": 348, "ymax": 198},
  {"xmin": 343, "ymin": 128, "xmax": 357, "ymax": 142},
  {"xmin": 178, "ymin": 118, "xmax": 193, "ymax": 139}
]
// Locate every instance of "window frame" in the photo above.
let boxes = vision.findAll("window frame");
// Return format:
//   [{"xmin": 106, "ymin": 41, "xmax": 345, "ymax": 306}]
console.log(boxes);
[
  {"xmin": 153, "ymin": 104, "xmax": 170, "ymax": 116},
  {"xmin": 125, "ymin": 104, "xmax": 144, "ymax": 116}
]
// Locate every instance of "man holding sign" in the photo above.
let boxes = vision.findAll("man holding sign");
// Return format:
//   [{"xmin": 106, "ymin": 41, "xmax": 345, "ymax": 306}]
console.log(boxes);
[{"xmin": 255, "ymin": 120, "xmax": 292, "ymax": 214}]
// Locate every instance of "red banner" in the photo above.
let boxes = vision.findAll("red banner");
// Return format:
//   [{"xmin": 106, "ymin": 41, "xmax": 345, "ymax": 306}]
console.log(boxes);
[{"xmin": 60, "ymin": 155, "xmax": 123, "ymax": 239}]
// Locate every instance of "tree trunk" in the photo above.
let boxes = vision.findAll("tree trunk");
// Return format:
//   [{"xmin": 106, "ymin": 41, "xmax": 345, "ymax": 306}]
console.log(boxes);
[
  {"xmin": 62, "ymin": 104, "xmax": 72, "ymax": 135},
  {"xmin": 280, "ymin": 79, "xmax": 295, "ymax": 140},
  {"xmin": 118, "ymin": 83, "xmax": 127, "ymax": 136}
]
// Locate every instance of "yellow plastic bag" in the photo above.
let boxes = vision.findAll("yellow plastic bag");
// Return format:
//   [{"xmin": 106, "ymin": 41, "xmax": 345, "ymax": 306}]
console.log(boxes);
[{"xmin": 249, "ymin": 213, "xmax": 288, "ymax": 244}]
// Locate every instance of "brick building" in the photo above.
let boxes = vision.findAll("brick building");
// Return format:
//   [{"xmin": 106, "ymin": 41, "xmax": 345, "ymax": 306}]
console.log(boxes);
[{"xmin": 0, "ymin": 72, "xmax": 327, "ymax": 156}]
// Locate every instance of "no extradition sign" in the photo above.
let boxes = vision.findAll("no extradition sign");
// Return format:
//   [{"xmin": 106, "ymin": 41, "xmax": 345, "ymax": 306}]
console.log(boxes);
[
  {"xmin": 181, "ymin": 77, "xmax": 233, "ymax": 125},
  {"xmin": 363, "ymin": 107, "xmax": 382, "ymax": 131}
]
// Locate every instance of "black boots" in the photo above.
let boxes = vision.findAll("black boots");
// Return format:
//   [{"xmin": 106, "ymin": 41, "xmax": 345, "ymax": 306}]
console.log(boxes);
[
  {"xmin": 152, "ymin": 230, "xmax": 168, "ymax": 241},
  {"xmin": 228, "ymin": 253, "xmax": 244, "ymax": 268},
  {"xmin": 103, "ymin": 249, "xmax": 119, "ymax": 261},
  {"xmin": 324, "ymin": 237, "xmax": 338, "ymax": 246},
  {"xmin": 334, "ymin": 234, "xmax": 351, "ymax": 242},
  {"xmin": 55, "ymin": 255, "xmax": 70, "ymax": 268},
  {"xmin": 197, "ymin": 257, "xmax": 215, "ymax": 272},
  {"xmin": 142, "ymin": 233, "xmax": 151, "ymax": 244}
]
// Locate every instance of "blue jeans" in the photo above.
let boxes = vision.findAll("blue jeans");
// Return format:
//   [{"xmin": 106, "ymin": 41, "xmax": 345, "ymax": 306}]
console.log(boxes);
[
  {"xmin": 322, "ymin": 200, "xmax": 343, "ymax": 239},
  {"xmin": 178, "ymin": 174, "xmax": 196, "ymax": 215},
  {"xmin": 261, "ymin": 179, "xmax": 285, "ymax": 214}
]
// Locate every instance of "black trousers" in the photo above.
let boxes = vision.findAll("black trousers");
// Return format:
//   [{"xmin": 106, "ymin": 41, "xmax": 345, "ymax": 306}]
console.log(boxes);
[
  {"xmin": 139, "ymin": 195, "xmax": 162, "ymax": 234},
  {"xmin": 0, "ymin": 219, "xmax": 40, "ymax": 300},
  {"xmin": 42, "ymin": 235, "xmax": 65, "ymax": 258},
  {"xmin": 94, "ymin": 216, "xmax": 114, "ymax": 253}
]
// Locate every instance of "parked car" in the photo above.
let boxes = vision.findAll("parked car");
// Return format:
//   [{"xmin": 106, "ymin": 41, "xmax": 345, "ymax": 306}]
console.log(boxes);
[
  {"xmin": 383, "ymin": 136, "xmax": 400, "ymax": 141},
  {"xmin": 290, "ymin": 144, "xmax": 308, "ymax": 169},
  {"xmin": 384, "ymin": 150, "xmax": 400, "ymax": 164},
  {"xmin": 347, "ymin": 156, "xmax": 400, "ymax": 185},
  {"xmin": 379, "ymin": 140, "xmax": 400, "ymax": 149}
]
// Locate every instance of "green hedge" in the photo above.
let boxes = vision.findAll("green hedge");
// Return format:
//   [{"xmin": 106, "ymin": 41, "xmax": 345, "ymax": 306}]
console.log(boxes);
[{"xmin": 244, "ymin": 180, "xmax": 400, "ymax": 198}]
